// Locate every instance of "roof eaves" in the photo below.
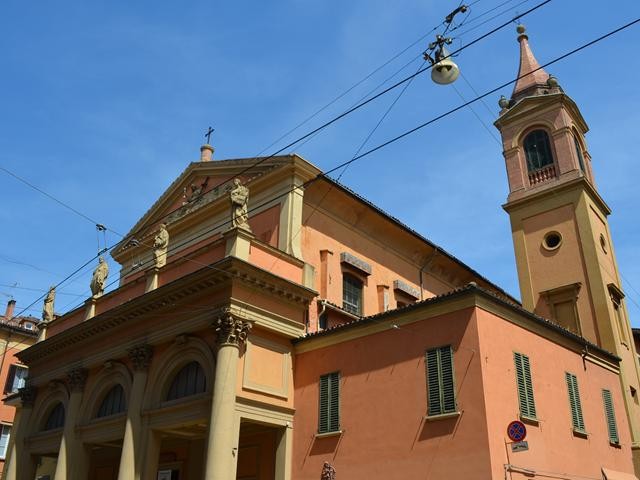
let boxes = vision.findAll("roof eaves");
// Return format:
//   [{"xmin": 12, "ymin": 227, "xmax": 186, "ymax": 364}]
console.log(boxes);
[
  {"xmin": 319, "ymin": 176, "xmax": 519, "ymax": 304},
  {"xmin": 294, "ymin": 283, "xmax": 619, "ymax": 362}
]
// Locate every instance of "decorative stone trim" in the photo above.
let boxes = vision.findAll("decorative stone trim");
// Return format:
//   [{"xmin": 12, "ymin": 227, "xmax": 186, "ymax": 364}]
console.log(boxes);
[
  {"xmin": 128, "ymin": 344, "xmax": 154, "ymax": 371},
  {"xmin": 214, "ymin": 308, "xmax": 253, "ymax": 348},
  {"xmin": 18, "ymin": 385, "xmax": 37, "ymax": 407},
  {"xmin": 393, "ymin": 279, "xmax": 420, "ymax": 299},
  {"xmin": 340, "ymin": 252, "xmax": 372, "ymax": 275},
  {"xmin": 67, "ymin": 368, "xmax": 88, "ymax": 392}
]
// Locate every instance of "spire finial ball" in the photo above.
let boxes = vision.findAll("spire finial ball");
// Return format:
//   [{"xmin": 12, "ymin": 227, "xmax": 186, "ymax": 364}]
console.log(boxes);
[{"xmin": 516, "ymin": 24, "xmax": 526, "ymax": 34}]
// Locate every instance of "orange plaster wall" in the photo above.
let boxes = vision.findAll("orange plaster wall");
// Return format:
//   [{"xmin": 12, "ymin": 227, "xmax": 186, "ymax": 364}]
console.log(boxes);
[
  {"xmin": 237, "ymin": 329, "xmax": 294, "ymax": 410},
  {"xmin": 301, "ymin": 208, "xmax": 453, "ymax": 331},
  {"xmin": 475, "ymin": 308, "xmax": 635, "ymax": 479},
  {"xmin": 292, "ymin": 308, "xmax": 493, "ymax": 480},
  {"xmin": 249, "ymin": 242, "xmax": 302, "ymax": 286},
  {"xmin": 521, "ymin": 203, "xmax": 598, "ymax": 341},
  {"xmin": 249, "ymin": 205, "xmax": 280, "ymax": 247}
]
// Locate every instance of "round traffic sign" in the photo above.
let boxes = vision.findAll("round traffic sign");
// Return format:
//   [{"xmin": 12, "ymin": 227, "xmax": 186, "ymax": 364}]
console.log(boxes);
[{"xmin": 507, "ymin": 420, "xmax": 527, "ymax": 442}]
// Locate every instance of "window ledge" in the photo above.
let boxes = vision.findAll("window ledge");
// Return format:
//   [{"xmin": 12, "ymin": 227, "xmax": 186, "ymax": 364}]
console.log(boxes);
[
  {"xmin": 520, "ymin": 415, "xmax": 539, "ymax": 426},
  {"xmin": 315, "ymin": 430, "xmax": 343, "ymax": 439},
  {"xmin": 425, "ymin": 411, "xmax": 461, "ymax": 422},
  {"xmin": 610, "ymin": 441, "xmax": 622, "ymax": 449},
  {"xmin": 572, "ymin": 429, "xmax": 588, "ymax": 439}
]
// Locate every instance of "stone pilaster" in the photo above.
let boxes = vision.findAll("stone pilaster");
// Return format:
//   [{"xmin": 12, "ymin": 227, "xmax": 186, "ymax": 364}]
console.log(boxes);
[
  {"xmin": 4, "ymin": 386, "xmax": 38, "ymax": 480},
  {"xmin": 204, "ymin": 309, "xmax": 253, "ymax": 480},
  {"xmin": 54, "ymin": 368, "xmax": 89, "ymax": 480},
  {"xmin": 118, "ymin": 344, "xmax": 154, "ymax": 480}
]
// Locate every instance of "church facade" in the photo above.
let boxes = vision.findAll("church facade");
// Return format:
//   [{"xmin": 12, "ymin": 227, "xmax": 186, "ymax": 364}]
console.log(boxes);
[{"xmin": 3, "ymin": 26, "xmax": 640, "ymax": 480}]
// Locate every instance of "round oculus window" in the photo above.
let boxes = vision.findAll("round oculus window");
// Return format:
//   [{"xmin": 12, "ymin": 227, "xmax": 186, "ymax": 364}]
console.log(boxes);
[
  {"xmin": 542, "ymin": 231, "xmax": 562, "ymax": 251},
  {"xmin": 600, "ymin": 234, "xmax": 608, "ymax": 253}
]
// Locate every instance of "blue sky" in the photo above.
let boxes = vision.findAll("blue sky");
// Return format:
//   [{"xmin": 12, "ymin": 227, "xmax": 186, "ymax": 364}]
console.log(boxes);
[{"xmin": 1, "ymin": 0, "xmax": 639, "ymax": 328}]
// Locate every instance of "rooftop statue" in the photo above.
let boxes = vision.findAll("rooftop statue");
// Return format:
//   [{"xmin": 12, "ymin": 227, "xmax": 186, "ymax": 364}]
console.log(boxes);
[
  {"xmin": 230, "ymin": 178, "xmax": 251, "ymax": 231},
  {"xmin": 90, "ymin": 256, "xmax": 109, "ymax": 298}
]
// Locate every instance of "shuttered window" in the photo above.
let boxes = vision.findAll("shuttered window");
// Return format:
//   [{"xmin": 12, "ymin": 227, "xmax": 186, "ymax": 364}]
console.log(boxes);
[
  {"xmin": 565, "ymin": 372, "xmax": 585, "ymax": 433},
  {"xmin": 514, "ymin": 352, "xmax": 537, "ymax": 419},
  {"xmin": 318, "ymin": 372, "xmax": 340, "ymax": 434},
  {"xmin": 426, "ymin": 346, "xmax": 456, "ymax": 416},
  {"xmin": 602, "ymin": 389, "xmax": 619, "ymax": 444}
]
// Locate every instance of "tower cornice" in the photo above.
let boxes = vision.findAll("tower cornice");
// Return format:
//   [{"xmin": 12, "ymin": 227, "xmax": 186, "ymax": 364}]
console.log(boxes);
[{"xmin": 502, "ymin": 175, "xmax": 611, "ymax": 216}]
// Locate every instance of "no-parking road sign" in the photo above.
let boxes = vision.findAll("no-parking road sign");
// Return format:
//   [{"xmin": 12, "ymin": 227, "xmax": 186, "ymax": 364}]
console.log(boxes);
[{"xmin": 507, "ymin": 420, "xmax": 527, "ymax": 442}]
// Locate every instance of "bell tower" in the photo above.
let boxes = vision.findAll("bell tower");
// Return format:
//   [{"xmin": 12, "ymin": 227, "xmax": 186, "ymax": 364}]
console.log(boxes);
[{"xmin": 495, "ymin": 25, "xmax": 640, "ymax": 470}]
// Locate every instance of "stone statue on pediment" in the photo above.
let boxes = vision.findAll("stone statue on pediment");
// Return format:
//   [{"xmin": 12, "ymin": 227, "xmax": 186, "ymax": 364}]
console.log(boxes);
[
  {"xmin": 153, "ymin": 223, "xmax": 169, "ymax": 268},
  {"xmin": 230, "ymin": 178, "xmax": 251, "ymax": 231},
  {"xmin": 90, "ymin": 256, "xmax": 109, "ymax": 298},
  {"xmin": 42, "ymin": 285, "xmax": 55, "ymax": 322}
]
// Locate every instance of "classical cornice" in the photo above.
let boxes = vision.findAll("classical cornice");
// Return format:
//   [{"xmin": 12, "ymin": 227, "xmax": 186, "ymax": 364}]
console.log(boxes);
[
  {"xmin": 18, "ymin": 256, "xmax": 316, "ymax": 365},
  {"xmin": 502, "ymin": 175, "xmax": 611, "ymax": 216}
]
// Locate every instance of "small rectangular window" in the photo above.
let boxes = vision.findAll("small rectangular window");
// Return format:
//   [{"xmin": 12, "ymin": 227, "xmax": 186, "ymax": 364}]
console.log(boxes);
[
  {"xmin": 565, "ymin": 372, "xmax": 586, "ymax": 433},
  {"xmin": 318, "ymin": 372, "xmax": 340, "ymax": 434},
  {"xmin": 426, "ymin": 346, "xmax": 456, "ymax": 416},
  {"xmin": 3, "ymin": 365, "xmax": 28, "ymax": 394},
  {"xmin": 514, "ymin": 353, "xmax": 537, "ymax": 419},
  {"xmin": 0, "ymin": 425, "xmax": 10, "ymax": 459},
  {"xmin": 602, "ymin": 389, "xmax": 619, "ymax": 444},
  {"xmin": 342, "ymin": 274, "xmax": 363, "ymax": 315}
]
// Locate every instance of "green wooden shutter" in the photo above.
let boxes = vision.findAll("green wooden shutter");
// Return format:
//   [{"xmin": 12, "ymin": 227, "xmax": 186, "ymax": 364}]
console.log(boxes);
[
  {"xmin": 318, "ymin": 372, "xmax": 340, "ymax": 433},
  {"xmin": 514, "ymin": 353, "xmax": 537, "ymax": 419},
  {"xmin": 426, "ymin": 346, "xmax": 456, "ymax": 416},
  {"xmin": 565, "ymin": 372, "xmax": 585, "ymax": 432},
  {"xmin": 329, "ymin": 372, "xmax": 340, "ymax": 432},
  {"xmin": 602, "ymin": 389, "xmax": 619, "ymax": 444}
]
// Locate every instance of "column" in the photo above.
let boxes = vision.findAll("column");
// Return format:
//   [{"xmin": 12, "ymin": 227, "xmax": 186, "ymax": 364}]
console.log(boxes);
[
  {"xmin": 204, "ymin": 308, "xmax": 252, "ymax": 480},
  {"xmin": 140, "ymin": 430, "xmax": 161, "ymax": 480},
  {"xmin": 274, "ymin": 424, "xmax": 293, "ymax": 480},
  {"xmin": 4, "ymin": 386, "xmax": 38, "ymax": 480},
  {"xmin": 117, "ymin": 344, "xmax": 153, "ymax": 480},
  {"xmin": 54, "ymin": 368, "xmax": 88, "ymax": 480}
]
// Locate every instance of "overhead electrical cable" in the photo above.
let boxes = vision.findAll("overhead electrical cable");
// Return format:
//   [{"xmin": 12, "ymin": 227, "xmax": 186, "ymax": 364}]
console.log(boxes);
[
  {"xmin": 7, "ymin": 13, "xmax": 640, "ymax": 355},
  {"xmin": 125, "ymin": 0, "xmax": 551, "ymax": 238}
]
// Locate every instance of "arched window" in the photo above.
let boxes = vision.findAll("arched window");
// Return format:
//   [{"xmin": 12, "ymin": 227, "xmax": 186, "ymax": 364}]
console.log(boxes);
[
  {"xmin": 96, "ymin": 385, "xmax": 126, "ymax": 418},
  {"xmin": 523, "ymin": 130, "xmax": 554, "ymax": 172},
  {"xmin": 43, "ymin": 402, "xmax": 65, "ymax": 431},
  {"xmin": 573, "ymin": 135, "xmax": 586, "ymax": 172},
  {"xmin": 166, "ymin": 361, "xmax": 206, "ymax": 401}
]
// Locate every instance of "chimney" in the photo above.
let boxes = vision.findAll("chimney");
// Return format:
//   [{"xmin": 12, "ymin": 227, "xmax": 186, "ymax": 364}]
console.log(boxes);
[
  {"xmin": 4, "ymin": 299, "xmax": 16, "ymax": 320},
  {"xmin": 200, "ymin": 144, "xmax": 214, "ymax": 162}
]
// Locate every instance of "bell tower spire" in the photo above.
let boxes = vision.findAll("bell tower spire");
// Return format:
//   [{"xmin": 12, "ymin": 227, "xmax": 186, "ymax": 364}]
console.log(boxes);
[
  {"xmin": 495, "ymin": 26, "xmax": 640, "ymax": 473},
  {"xmin": 512, "ymin": 24, "xmax": 552, "ymax": 101}
]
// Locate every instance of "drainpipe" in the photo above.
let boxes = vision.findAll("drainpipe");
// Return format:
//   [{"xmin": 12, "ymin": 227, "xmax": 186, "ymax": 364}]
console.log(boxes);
[{"xmin": 419, "ymin": 247, "xmax": 439, "ymax": 301}]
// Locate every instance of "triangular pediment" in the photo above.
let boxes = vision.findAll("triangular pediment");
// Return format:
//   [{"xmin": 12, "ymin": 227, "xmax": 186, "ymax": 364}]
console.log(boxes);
[{"xmin": 112, "ymin": 156, "xmax": 295, "ymax": 260}]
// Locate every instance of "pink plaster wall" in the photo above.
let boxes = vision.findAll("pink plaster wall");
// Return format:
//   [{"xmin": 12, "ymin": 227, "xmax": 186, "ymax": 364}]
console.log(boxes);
[
  {"xmin": 476, "ymin": 308, "xmax": 635, "ymax": 479},
  {"xmin": 292, "ymin": 307, "xmax": 493, "ymax": 480}
]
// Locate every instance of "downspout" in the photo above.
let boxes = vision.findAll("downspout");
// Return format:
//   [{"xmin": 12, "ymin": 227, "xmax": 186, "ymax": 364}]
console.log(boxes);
[{"xmin": 419, "ymin": 247, "xmax": 439, "ymax": 301}]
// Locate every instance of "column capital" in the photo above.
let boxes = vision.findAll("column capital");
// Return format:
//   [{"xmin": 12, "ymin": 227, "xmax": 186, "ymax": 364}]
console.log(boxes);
[
  {"xmin": 214, "ymin": 308, "xmax": 252, "ymax": 348},
  {"xmin": 128, "ymin": 344, "xmax": 154, "ymax": 371},
  {"xmin": 67, "ymin": 368, "xmax": 88, "ymax": 392},
  {"xmin": 18, "ymin": 385, "xmax": 37, "ymax": 407}
]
